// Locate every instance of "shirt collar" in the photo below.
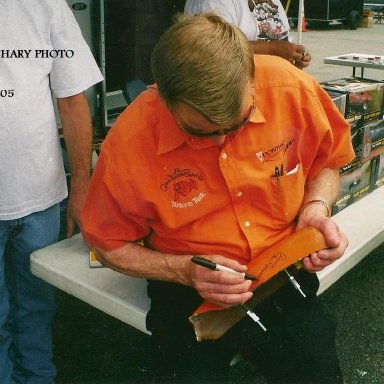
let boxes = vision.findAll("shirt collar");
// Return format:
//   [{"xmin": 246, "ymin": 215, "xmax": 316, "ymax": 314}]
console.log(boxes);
[
  {"xmin": 157, "ymin": 113, "xmax": 186, "ymax": 155},
  {"xmin": 157, "ymin": 117, "xmax": 219, "ymax": 154},
  {"xmin": 250, "ymin": 106, "xmax": 265, "ymax": 124}
]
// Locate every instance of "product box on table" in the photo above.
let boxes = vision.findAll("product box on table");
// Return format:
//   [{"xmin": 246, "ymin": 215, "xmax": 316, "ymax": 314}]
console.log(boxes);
[
  {"xmin": 359, "ymin": 119, "xmax": 384, "ymax": 163},
  {"xmin": 371, "ymin": 153, "xmax": 384, "ymax": 189},
  {"xmin": 321, "ymin": 77, "xmax": 384, "ymax": 127},
  {"xmin": 332, "ymin": 159, "xmax": 374, "ymax": 215},
  {"xmin": 339, "ymin": 126, "xmax": 365, "ymax": 174},
  {"xmin": 324, "ymin": 89, "xmax": 347, "ymax": 117}
]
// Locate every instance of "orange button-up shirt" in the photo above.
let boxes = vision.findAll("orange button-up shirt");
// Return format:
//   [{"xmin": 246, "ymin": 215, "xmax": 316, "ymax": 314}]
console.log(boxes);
[{"xmin": 82, "ymin": 55, "xmax": 355, "ymax": 263}]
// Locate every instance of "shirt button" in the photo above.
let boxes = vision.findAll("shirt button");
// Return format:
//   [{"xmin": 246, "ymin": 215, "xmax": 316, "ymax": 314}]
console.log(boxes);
[
  {"xmin": 221, "ymin": 152, "xmax": 228, "ymax": 159},
  {"xmin": 237, "ymin": 191, "xmax": 243, "ymax": 197},
  {"xmin": 244, "ymin": 221, "xmax": 251, "ymax": 227}
]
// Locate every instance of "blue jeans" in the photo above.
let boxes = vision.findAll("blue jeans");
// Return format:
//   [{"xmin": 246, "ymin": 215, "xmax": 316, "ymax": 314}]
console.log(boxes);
[{"xmin": 0, "ymin": 204, "xmax": 60, "ymax": 384}]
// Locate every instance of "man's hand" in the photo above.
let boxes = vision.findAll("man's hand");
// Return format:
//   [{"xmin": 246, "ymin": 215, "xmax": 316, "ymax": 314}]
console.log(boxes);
[
  {"xmin": 188, "ymin": 256, "xmax": 253, "ymax": 308},
  {"xmin": 263, "ymin": 40, "xmax": 312, "ymax": 69},
  {"xmin": 88, "ymin": 244, "xmax": 253, "ymax": 308},
  {"xmin": 297, "ymin": 50, "xmax": 311, "ymax": 69},
  {"xmin": 297, "ymin": 213, "xmax": 349, "ymax": 273}
]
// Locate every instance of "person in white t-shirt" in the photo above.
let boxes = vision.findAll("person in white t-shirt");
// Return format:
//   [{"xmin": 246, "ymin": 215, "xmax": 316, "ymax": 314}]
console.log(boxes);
[
  {"xmin": 184, "ymin": 0, "xmax": 311, "ymax": 69},
  {"xmin": 0, "ymin": 0, "xmax": 103, "ymax": 382}
]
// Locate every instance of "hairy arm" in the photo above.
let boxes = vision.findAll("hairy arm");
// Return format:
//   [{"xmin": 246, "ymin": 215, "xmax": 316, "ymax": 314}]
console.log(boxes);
[
  {"xmin": 58, "ymin": 92, "xmax": 92, "ymax": 237},
  {"xmin": 296, "ymin": 168, "xmax": 349, "ymax": 272},
  {"xmin": 92, "ymin": 242, "xmax": 253, "ymax": 308},
  {"xmin": 249, "ymin": 40, "xmax": 311, "ymax": 69}
]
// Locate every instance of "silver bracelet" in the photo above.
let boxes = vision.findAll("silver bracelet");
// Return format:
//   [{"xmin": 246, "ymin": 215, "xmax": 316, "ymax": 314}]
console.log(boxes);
[{"xmin": 297, "ymin": 199, "xmax": 331, "ymax": 219}]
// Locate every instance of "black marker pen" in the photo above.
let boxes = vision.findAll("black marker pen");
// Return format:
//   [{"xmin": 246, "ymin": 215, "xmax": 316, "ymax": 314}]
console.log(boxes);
[{"xmin": 191, "ymin": 256, "xmax": 256, "ymax": 281}]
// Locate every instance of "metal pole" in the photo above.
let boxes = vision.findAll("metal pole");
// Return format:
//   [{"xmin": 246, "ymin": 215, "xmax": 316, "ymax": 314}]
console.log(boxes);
[{"xmin": 297, "ymin": 0, "xmax": 304, "ymax": 44}]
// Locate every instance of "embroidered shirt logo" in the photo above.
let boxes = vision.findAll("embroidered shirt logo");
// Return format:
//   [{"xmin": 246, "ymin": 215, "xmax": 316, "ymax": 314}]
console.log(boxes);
[
  {"xmin": 160, "ymin": 168, "xmax": 206, "ymax": 208},
  {"xmin": 173, "ymin": 178, "xmax": 197, "ymax": 201},
  {"xmin": 256, "ymin": 138, "xmax": 295, "ymax": 163}
]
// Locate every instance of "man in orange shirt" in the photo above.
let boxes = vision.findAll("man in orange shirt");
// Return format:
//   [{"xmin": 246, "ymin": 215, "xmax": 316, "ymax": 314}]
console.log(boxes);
[{"xmin": 82, "ymin": 13, "xmax": 354, "ymax": 384}]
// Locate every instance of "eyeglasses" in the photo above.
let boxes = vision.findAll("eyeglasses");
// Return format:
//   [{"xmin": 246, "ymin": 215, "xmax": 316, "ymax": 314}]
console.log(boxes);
[{"xmin": 176, "ymin": 93, "xmax": 256, "ymax": 138}]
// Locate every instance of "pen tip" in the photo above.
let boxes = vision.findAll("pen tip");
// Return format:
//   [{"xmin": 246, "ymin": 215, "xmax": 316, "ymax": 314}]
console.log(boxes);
[{"xmin": 245, "ymin": 273, "xmax": 256, "ymax": 281}]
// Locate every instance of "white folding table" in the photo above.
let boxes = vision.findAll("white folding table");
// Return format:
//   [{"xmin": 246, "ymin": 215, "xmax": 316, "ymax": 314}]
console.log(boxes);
[
  {"xmin": 324, "ymin": 53, "xmax": 384, "ymax": 77},
  {"xmin": 31, "ymin": 187, "xmax": 384, "ymax": 334}
]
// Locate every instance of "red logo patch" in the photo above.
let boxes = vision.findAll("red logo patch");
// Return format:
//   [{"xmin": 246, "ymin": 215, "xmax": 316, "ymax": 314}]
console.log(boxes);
[{"xmin": 173, "ymin": 178, "xmax": 197, "ymax": 201}]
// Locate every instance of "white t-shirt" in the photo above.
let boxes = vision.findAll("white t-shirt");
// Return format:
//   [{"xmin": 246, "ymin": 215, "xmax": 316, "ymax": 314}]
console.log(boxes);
[
  {"xmin": 0, "ymin": 0, "xmax": 103, "ymax": 220},
  {"xmin": 184, "ymin": 0, "xmax": 290, "ymax": 41}
]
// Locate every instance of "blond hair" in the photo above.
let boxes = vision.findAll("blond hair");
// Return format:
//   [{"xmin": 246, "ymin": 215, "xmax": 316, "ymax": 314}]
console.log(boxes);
[{"xmin": 151, "ymin": 13, "xmax": 255, "ymax": 127}]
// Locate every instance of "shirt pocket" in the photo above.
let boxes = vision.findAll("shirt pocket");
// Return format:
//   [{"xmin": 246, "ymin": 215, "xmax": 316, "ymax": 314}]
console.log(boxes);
[{"xmin": 267, "ymin": 163, "xmax": 305, "ymax": 229}]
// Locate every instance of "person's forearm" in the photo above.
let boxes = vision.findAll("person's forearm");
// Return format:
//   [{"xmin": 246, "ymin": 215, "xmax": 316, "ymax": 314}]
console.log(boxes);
[
  {"xmin": 58, "ymin": 92, "xmax": 92, "ymax": 185},
  {"xmin": 296, "ymin": 168, "xmax": 348, "ymax": 272},
  {"xmin": 248, "ymin": 40, "xmax": 273, "ymax": 55},
  {"xmin": 249, "ymin": 40, "xmax": 311, "ymax": 69},
  {"xmin": 93, "ymin": 242, "xmax": 193, "ymax": 286},
  {"xmin": 58, "ymin": 92, "xmax": 93, "ymax": 234},
  {"xmin": 302, "ymin": 168, "xmax": 340, "ymax": 205},
  {"xmin": 91, "ymin": 241, "xmax": 253, "ymax": 307},
  {"xmin": 297, "ymin": 168, "xmax": 340, "ymax": 226}
]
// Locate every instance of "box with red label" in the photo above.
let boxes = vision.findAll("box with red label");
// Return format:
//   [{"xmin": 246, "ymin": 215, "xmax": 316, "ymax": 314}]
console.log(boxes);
[{"xmin": 321, "ymin": 77, "xmax": 384, "ymax": 126}]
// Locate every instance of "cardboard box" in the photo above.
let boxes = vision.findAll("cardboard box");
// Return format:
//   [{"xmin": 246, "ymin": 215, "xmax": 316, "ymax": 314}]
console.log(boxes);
[
  {"xmin": 333, "ymin": 160, "xmax": 359, "ymax": 214},
  {"xmin": 363, "ymin": 10, "xmax": 374, "ymax": 18},
  {"xmin": 339, "ymin": 126, "xmax": 364, "ymax": 174},
  {"xmin": 333, "ymin": 119, "xmax": 384, "ymax": 214},
  {"xmin": 372, "ymin": 153, "xmax": 384, "ymax": 189},
  {"xmin": 351, "ymin": 160, "xmax": 373, "ymax": 202},
  {"xmin": 332, "ymin": 189, "xmax": 352, "ymax": 215},
  {"xmin": 321, "ymin": 77, "xmax": 384, "ymax": 126},
  {"xmin": 360, "ymin": 119, "xmax": 384, "ymax": 162},
  {"xmin": 360, "ymin": 16, "xmax": 374, "ymax": 28},
  {"xmin": 325, "ymin": 89, "xmax": 347, "ymax": 116},
  {"xmin": 360, "ymin": 10, "xmax": 374, "ymax": 27},
  {"xmin": 333, "ymin": 160, "xmax": 373, "ymax": 214}
]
